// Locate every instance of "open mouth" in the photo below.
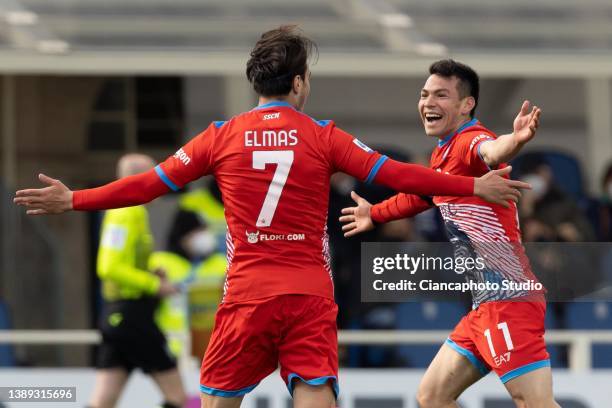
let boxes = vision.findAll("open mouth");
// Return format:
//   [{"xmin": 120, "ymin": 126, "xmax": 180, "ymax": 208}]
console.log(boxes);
[{"xmin": 424, "ymin": 113, "xmax": 443, "ymax": 124}]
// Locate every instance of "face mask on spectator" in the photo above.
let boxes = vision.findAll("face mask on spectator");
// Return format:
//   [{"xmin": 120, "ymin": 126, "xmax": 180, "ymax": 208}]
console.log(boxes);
[
  {"xmin": 522, "ymin": 174, "xmax": 548, "ymax": 200},
  {"xmin": 185, "ymin": 230, "xmax": 218, "ymax": 258}
]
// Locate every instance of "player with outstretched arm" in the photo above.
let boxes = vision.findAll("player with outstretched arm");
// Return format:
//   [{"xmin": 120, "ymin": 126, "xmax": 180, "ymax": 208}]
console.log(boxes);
[
  {"xmin": 340, "ymin": 59, "xmax": 558, "ymax": 408},
  {"xmin": 15, "ymin": 29, "xmax": 530, "ymax": 408}
]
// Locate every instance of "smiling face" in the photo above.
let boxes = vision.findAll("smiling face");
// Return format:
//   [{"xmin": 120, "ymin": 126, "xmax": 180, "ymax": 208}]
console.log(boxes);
[{"xmin": 418, "ymin": 74, "xmax": 475, "ymax": 139}]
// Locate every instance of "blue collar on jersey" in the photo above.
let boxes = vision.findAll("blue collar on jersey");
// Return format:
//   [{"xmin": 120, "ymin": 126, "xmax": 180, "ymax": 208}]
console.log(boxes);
[
  {"xmin": 437, "ymin": 118, "xmax": 479, "ymax": 147},
  {"xmin": 252, "ymin": 100, "xmax": 296, "ymax": 111}
]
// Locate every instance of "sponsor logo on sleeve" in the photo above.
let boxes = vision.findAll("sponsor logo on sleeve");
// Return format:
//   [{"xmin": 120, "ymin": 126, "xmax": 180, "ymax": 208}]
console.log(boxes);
[
  {"xmin": 353, "ymin": 139, "xmax": 373, "ymax": 153},
  {"xmin": 469, "ymin": 134, "xmax": 494, "ymax": 151},
  {"xmin": 173, "ymin": 148, "xmax": 191, "ymax": 165}
]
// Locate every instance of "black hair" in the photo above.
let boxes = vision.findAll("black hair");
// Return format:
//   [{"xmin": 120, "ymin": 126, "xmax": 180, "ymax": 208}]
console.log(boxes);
[
  {"xmin": 246, "ymin": 25, "xmax": 317, "ymax": 97},
  {"xmin": 429, "ymin": 59, "xmax": 479, "ymax": 118}
]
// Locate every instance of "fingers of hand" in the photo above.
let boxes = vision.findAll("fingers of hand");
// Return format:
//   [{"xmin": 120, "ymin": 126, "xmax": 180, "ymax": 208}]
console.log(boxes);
[
  {"xmin": 38, "ymin": 173, "xmax": 59, "ymax": 186},
  {"xmin": 492, "ymin": 166, "xmax": 512, "ymax": 176},
  {"xmin": 508, "ymin": 180, "xmax": 531, "ymax": 190},
  {"xmin": 344, "ymin": 228, "xmax": 359, "ymax": 238},
  {"xmin": 499, "ymin": 200, "xmax": 510, "ymax": 209},
  {"xmin": 15, "ymin": 188, "xmax": 45, "ymax": 197},
  {"xmin": 14, "ymin": 197, "xmax": 45, "ymax": 206},
  {"xmin": 339, "ymin": 215, "xmax": 355, "ymax": 223},
  {"xmin": 530, "ymin": 107, "xmax": 540, "ymax": 123},
  {"xmin": 26, "ymin": 209, "xmax": 49, "ymax": 216},
  {"xmin": 341, "ymin": 207, "xmax": 356, "ymax": 215},
  {"xmin": 342, "ymin": 222, "xmax": 357, "ymax": 232},
  {"xmin": 505, "ymin": 191, "xmax": 520, "ymax": 203},
  {"xmin": 520, "ymin": 100, "xmax": 530, "ymax": 115}
]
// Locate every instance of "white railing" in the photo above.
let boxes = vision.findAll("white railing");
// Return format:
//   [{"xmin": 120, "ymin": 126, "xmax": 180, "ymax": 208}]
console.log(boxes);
[
  {"xmin": 2, "ymin": 329, "xmax": 612, "ymax": 372},
  {"xmin": 339, "ymin": 330, "xmax": 612, "ymax": 372}
]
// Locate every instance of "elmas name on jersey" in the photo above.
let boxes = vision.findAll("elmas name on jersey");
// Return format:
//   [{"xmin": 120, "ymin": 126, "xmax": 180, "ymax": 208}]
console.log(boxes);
[{"xmin": 244, "ymin": 129, "xmax": 298, "ymax": 147}]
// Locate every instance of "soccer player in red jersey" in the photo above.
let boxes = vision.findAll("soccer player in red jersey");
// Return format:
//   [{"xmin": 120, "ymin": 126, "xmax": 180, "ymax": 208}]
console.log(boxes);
[
  {"xmin": 15, "ymin": 29, "xmax": 529, "ymax": 408},
  {"xmin": 340, "ymin": 59, "xmax": 559, "ymax": 407}
]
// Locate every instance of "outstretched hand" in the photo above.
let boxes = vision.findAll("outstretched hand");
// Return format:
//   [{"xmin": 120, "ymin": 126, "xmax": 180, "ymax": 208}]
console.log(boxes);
[
  {"xmin": 339, "ymin": 191, "xmax": 375, "ymax": 238},
  {"xmin": 13, "ymin": 173, "xmax": 73, "ymax": 215},
  {"xmin": 474, "ymin": 166, "xmax": 531, "ymax": 208},
  {"xmin": 513, "ymin": 100, "xmax": 541, "ymax": 145}
]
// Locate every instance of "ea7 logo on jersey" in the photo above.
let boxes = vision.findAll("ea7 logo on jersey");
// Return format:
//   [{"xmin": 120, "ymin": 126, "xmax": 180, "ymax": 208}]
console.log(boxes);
[
  {"xmin": 263, "ymin": 112, "xmax": 281, "ymax": 120},
  {"xmin": 353, "ymin": 138, "xmax": 373, "ymax": 153},
  {"xmin": 246, "ymin": 230, "xmax": 260, "ymax": 244},
  {"xmin": 173, "ymin": 148, "xmax": 191, "ymax": 165}
]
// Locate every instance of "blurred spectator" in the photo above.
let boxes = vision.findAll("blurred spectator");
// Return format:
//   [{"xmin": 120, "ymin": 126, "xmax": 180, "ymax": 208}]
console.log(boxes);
[
  {"xmin": 597, "ymin": 162, "xmax": 612, "ymax": 241},
  {"xmin": 328, "ymin": 146, "xmax": 412, "ymax": 331},
  {"xmin": 347, "ymin": 209, "xmax": 417, "ymax": 368},
  {"xmin": 519, "ymin": 160, "xmax": 595, "ymax": 242},
  {"xmin": 166, "ymin": 179, "xmax": 227, "ymax": 360},
  {"xmin": 167, "ymin": 179, "xmax": 226, "ymax": 262}
]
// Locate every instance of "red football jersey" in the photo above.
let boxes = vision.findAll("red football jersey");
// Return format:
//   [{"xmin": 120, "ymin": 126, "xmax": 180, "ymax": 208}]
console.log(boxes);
[
  {"xmin": 430, "ymin": 119, "xmax": 519, "ymax": 240},
  {"xmin": 156, "ymin": 101, "xmax": 385, "ymax": 302},
  {"xmin": 371, "ymin": 119, "xmax": 541, "ymax": 306},
  {"xmin": 434, "ymin": 120, "xmax": 544, "ymax": 305}
]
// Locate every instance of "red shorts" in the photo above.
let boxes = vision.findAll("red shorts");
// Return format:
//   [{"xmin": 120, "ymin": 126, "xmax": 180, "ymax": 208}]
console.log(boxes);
[
  {"xmin": 447, "ymin": 300, "xmax": 550, "ymax": 383},
  {"xmin": 199, "ymin": 294, "xmax": 339, "ymax": 398}
]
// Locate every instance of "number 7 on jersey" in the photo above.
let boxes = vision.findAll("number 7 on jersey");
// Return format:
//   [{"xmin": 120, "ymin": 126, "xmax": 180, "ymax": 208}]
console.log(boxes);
[{"xmin": 252, "ymin": 150, "xmax": 294, "ymax": 227}]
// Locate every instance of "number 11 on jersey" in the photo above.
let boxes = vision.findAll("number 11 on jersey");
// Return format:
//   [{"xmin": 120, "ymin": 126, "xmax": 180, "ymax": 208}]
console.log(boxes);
[{"xmin": 252, "ymin": 150, "xmax": 294, "ymax": 227}]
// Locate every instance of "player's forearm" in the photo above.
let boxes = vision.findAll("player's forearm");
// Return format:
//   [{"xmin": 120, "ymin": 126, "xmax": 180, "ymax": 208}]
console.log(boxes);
[
  {"xmin": 373, "ymin": 159, "xmax": 474, "ymax": 197},
  {"xmin": 73, "ymin": 169, "xmax": 169, "ymax": 211},
  {"xmin": 480, "ymin": 133, "xmax": 523, "ymax": 167},
  {"xmin": 370, "ymin": 193, "xmax": 432, "ymax": 224}
]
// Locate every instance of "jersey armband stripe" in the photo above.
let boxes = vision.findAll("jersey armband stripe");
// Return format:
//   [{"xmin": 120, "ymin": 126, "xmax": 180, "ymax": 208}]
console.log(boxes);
[
  {"xmin": 154, "ymin": 165, "xmax": 180, "ymax": 192},
  {"xmin": 365, "ymin": 155, "xmax": 389, "ymax": 184},
  {"xmin": 476, "ymin": 141, "xmax": 493, "ymax": 170}
]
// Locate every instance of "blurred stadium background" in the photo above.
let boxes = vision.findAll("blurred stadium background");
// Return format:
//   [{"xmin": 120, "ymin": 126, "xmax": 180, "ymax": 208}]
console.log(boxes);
[{"xmin": 1, "ymin": 0, "xmax": 612, "ymax": 406}]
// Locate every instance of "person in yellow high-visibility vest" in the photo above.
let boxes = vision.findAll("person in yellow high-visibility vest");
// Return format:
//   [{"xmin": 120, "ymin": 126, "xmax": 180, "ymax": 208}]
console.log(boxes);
[
  {"xmin": 190, "ymin": 253, "xmax": 227, "ymax": 359},
  {"xmin": 167, "ymin": 182, "xmax": 227, "ymax": 261},
  {"xmin": 88, "ymin": 154, "xmax": 186, "ymax": 408},
  {"xmin": 179, "ymin": 185, "xmax": 226, "ymax": 237},
  {"xmin": 148, "ymin": 251, "xmax": 192, "ymax": 358},
  {"xmin": 166, "ymin": 182, "xmax": 228, "ymax": 360}
]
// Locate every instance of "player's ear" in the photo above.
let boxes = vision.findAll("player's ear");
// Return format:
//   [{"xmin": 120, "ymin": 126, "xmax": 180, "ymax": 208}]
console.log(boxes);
[
  {"xmin": 462, "ymin": 96, "xmax": 476, "ymax": 116},
  {"xmin": 292, "ymin": 74, "xmax": 302, "ymax": 94}
]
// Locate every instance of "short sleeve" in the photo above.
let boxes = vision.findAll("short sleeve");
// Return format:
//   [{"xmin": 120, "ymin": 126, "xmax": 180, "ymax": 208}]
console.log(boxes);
[
  {"xmin": 461, "ymin": 132, "xmax": 496, "ymax": 171},
  {"xmin": 323, "ymin": 123, "xmax": 386, "ymax": 182},
  {"xmin": 155, "ymin": 123, "xmax": 217, "ymax": 191}
]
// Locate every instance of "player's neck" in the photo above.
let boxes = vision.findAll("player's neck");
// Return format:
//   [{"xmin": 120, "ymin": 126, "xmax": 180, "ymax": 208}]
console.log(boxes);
[
  {"xmin": 258, "ymin": 95, "xmax": 299, "ymax": 110},
  {"xmin": 439, "ymin": 117, "xmax": 475, "ymax": 140}
]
